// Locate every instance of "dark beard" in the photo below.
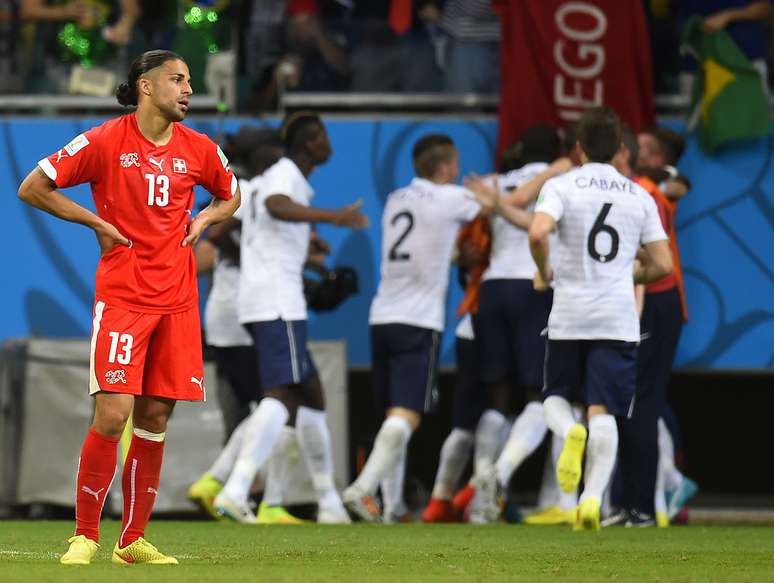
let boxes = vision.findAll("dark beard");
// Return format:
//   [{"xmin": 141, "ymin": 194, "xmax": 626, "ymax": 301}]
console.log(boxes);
[{"xmin": 164, "ymin": 103, "xmax": 186, "ymax": 122}]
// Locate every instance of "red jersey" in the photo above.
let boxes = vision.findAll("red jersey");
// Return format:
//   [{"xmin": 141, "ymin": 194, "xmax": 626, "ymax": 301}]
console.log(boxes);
[{"xmin": 39, "ymin": 114, "xmax": 236, "ymax": 314}]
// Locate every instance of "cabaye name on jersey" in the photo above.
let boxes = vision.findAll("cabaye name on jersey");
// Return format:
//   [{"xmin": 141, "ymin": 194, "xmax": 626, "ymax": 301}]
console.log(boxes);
[{"xmin": 574, "ymin": 176, "xmax": 636, "ymax": 193}]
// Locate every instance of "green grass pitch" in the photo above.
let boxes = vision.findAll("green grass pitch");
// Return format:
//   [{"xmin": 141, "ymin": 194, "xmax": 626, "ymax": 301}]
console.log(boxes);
[{"xmin": 1, "ymin": 520, "xmax": 773, "ymax": 582}]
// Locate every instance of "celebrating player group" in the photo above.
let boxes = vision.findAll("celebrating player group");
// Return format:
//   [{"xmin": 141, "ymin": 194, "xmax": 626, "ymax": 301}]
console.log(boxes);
[{"xmin": 18, "ymin": 50, "xmax": 696, "ymax": 566}]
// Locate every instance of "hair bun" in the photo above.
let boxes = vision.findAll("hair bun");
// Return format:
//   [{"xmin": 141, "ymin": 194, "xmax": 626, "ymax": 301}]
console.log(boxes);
[{"xmin": 115, "ymin": 82, "xmax": 136, "ymax": 107}]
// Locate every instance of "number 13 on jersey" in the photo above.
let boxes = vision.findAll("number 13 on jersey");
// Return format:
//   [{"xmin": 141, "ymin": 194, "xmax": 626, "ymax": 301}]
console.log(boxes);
[{"xmin": 145, "ymin": 173, "xmax": 170, "ymax": 207}]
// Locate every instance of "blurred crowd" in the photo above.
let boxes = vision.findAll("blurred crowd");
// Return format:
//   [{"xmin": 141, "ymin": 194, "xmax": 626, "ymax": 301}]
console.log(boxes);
[{"xmin": 1, "ymin": 1, "xmax": 773, "ymax": 111}]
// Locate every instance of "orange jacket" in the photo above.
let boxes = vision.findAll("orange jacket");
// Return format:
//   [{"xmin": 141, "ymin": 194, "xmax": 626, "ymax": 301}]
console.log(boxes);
[
  {"xmin": 455, "ymin": 216, "xmax": 491, "ymax": 316},
  {"xmin": 634, "ymin": 176, "xmax": 689, "ymax": 321}
]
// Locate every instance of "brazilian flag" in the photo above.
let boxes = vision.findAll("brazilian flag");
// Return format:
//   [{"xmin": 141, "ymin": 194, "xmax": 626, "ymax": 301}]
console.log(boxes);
[{"xmin": 683, "ymin": 15, "xmax": 770, "ymax": 153}]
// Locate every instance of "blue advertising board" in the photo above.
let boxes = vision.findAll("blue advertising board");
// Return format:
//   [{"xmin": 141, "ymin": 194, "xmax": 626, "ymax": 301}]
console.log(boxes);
[{"xmin": 1, "ymin": 117, "xmax": 771, "ymax": 369}]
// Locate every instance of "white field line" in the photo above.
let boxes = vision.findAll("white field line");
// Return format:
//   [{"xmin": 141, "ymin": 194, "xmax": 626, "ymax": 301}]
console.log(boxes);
[{"xmin": 0, "ymin": 549, "xmax": 200, "ymax": 560}]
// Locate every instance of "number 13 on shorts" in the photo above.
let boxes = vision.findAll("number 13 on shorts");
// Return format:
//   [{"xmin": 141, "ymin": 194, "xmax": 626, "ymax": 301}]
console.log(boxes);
[
  {"xmin": 108, "ymin": 331, "xmax": 133, "ymax": 364},
  {"xmin": 89, "ymin": 300, "xmax": 206, "ymax": 400},
  {"xmin": 89, "ymin": 301, "xmax": 155, "ymax": 395}
]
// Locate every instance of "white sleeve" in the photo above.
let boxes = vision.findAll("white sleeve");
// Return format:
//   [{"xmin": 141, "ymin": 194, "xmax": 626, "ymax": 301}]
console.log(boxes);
[
  {"xmin": 640, "ymin": 194, "xmax": 668, "ymax": 245},
  {"xmin": 534, "ymin": 179, "xmax": 564, "ymax": 222},
  {"xmin": 233, "ymin": 199, "xmax": 245, "ymax": 221},
  {"xmin": 232, "ymin": 179, "xmax": 251, "ymax": 221},
  {"xmin": 262, "ymin": 161, "xmax": 303, "ymax": 204},
  {"xmin": 451, "ymin": 187, "xmax": 481, "ymax": 223}
]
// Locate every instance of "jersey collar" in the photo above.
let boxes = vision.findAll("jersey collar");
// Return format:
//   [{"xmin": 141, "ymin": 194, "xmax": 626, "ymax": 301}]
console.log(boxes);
[{"xmin": 130, "ymin": 112, "xmax": 178, "ymax": 150}]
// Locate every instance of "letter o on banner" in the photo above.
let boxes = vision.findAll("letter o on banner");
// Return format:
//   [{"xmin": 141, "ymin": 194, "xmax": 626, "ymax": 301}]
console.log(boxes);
[{"xmin": 555, "ymin": 2, "xmax": 608, "ymax": 42}]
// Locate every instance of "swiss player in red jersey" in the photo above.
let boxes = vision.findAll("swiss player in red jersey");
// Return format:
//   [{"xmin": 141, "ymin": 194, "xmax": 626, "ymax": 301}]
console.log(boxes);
[{"xmin": 17, "ymin": 50, "xmax": 240, "ymax": 565}]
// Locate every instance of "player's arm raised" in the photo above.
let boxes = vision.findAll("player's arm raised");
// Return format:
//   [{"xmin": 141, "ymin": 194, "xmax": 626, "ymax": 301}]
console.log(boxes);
[
  {"xmin": 504, "ymin": 156, "xmax": 574, "ymax": 208},
  {"xmin": 464, "ymin": 174, "xmax": 532, "ymax": 230},
  {"xmin": 18, "ymin": 166, "xmax": 130, "ymax": 253},
  {"xmin": 528, "ymin": 212, "xmax": 555, "ymax": 287},
  {"xmin": 264, "ymin": 194, "xmax": 369, "ymax": 228}
]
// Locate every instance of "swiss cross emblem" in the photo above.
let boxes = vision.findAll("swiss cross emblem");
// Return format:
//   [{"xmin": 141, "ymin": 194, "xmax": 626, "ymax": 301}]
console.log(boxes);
[
  {"xmin": 120, "ymin": 152, "xmax": 140, "ymax": 168},
  {"xmin": 173, "ymin": 158, "xmax": 188, "ymax": 174},
  {"xmin": 105, "ymin": 370, "xmax": 127, "ymax": 384}
]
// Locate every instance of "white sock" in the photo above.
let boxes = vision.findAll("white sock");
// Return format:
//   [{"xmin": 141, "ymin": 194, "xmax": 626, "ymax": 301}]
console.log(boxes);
[
  {"xmin": 353, "ymin": 416, "xmax": 412, "ymax": 496},
  {"xmin": 209, "ymin": 418, "xmax": 247, "ymax": 483},
  {"xmin": 222, "ymin": 398, "xmax": 289, "ymax": 505},
  {"xmin": 495, "ymin": 402, "xmax": 547, "ymax": 487},
  {"xmin": 654, "ymin": 454, "xmax": 668, "ymax": 516},
  {"xmin": 498, "ymin": 418, "xmax": 512, "ymax": 454},
  {"xmin": 543, "ymin": 396, "xmax": 576, "ymax": 439},
  {"xmin": 536, "ymin": 437, "xmax": 559, "ymax": 510},
  {"xmin": 431, "ymin": 428, "xmax": 473, "ymax": 500},
  {"xmin": 658, "ymin": 418, "xmax": 684, "ymax": 492},
  {"xmin": 262, "ymin": 426, "xmax": 296, "ymax": 506},
  {"xmin": 474, "ymin": 409, "xmax": 507, "ymax": 478},
  {"xmin": 580, "ymin": 414, "xmax": 618, "ymax": 503},
  {"xmin": 296, "ymin": 406, "xmax": 343, "ymax": 511},
  {"xmin": 380, "ymin": 442, "xmax": 407, "ymax": 517}
]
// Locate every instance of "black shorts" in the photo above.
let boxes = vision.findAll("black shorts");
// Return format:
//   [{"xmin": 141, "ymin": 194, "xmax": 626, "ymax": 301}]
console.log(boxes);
[
  {"xmin": 542, "ymin": 338, "xmax": 638, "ymax": 418},
  {"xmin": 452, "ymin": 336, "xmax": 487, "ymax": 431},
  {"xmin": 245, "ymin": 319, "xmax": 318, "ymax": 389},
  {"xmin": 473, "ymin": 279, "xmax": 552, "ymax": 389},
  {"xmin": 212, "ymin": 345, "xmax": 262, "ymax": 403},
  {"xmin": 370, "ymin": 323, "xmax": 440, "ymax": 415}
]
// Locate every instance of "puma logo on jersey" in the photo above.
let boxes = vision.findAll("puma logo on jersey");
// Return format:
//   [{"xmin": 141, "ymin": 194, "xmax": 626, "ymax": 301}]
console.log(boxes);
[
  {"xmin": 147, "ymin": 487, "xmax": 158, "ymax": 495},
  {"xmin": 190, "ymin": 376, "xmax": 205, "ymax": 391},
  {"xmin": 81, "ymin": 486, "xmax": 105, "ymax": 501},
  {"xmin": 149, "ymin": 157, "xmax": 164, "ymax": 172}
]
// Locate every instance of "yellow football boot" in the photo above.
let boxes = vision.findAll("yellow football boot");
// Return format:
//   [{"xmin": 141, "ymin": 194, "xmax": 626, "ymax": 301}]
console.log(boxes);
[
  {"xmin": 574, "ymin": 497, "xmax": 601, "ymax": 531},
  {"xmin": 256, "ymin": 502, "xmax": 306, "ymax": 525},
  {"xmin": 524, "ymin": 505, "xmax": 576, "ymax": 526},
  {"xmin": 112, "ymin": 537, "xmax": 178, "ymax": 565},
  {"xmin": 557, "ymin": 423, "xmax": 587, "ymax": 493},
  {"xmin": 60, "ymin": 535, "xmax": 99, "ymax": 565},
  {"xmin": 187, "ymin": 472, "xmax": 223, "ymax": 520}
]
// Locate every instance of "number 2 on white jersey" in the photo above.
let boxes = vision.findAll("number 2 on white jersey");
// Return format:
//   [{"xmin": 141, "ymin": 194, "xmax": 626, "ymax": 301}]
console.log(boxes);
[
  {"xmin": 388, "ymin": 211, "xmax": 414, "ymax": 261},
  {"xmin": 145, "ymin": 173, "xmax": 169, "ymax": 207},
  {"xmin": 107, "ymin": 331, "xmax": 133, "ymax": 364}
]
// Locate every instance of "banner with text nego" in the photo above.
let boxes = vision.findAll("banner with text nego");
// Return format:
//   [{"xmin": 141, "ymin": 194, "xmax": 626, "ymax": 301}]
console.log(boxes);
[{"xmin": 495, "ymin": 0, "xmax": 655, "ymax": 156}]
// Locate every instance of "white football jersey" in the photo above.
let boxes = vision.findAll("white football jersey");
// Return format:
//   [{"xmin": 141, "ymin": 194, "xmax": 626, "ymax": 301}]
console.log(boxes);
[
  {"xmin": 369, "ymin": 178, "xmax": 480, "ymax": 332},
  {"xmin": 482, "ymin": 162, "xmax": 548, "ymax": 281},
  {"xmin": 238, "ymin": 158, "xmax": 313, "ymax": 323},
  {"xmin": 204, "ymin": 197, "xmax": 253, "ymax": 346},
  {"xmin": 535, "ymin": 162, "xmax": 667, "ymax": 342}
]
